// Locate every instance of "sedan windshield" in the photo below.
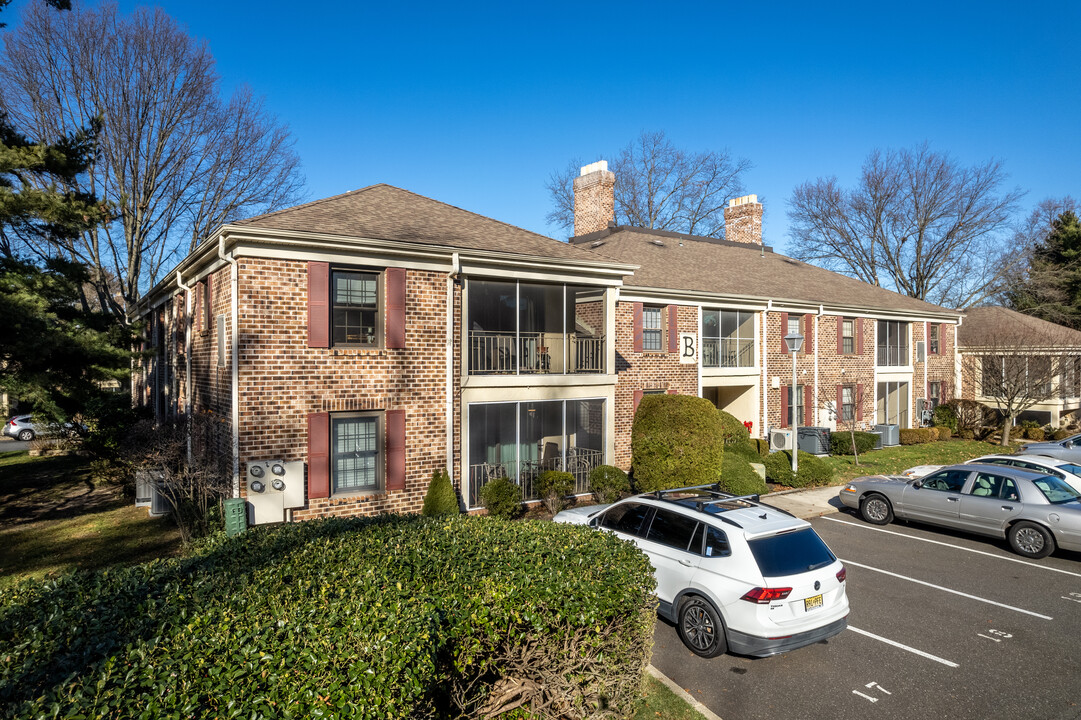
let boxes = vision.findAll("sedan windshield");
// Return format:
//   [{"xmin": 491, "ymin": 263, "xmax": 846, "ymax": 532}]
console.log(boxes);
[{"xmin": 1032, "ymin": 476, "xmax": 1081, "ymax": 504}]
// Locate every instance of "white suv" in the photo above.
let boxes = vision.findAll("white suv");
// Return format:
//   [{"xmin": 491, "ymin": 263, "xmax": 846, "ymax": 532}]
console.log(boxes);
[{"xmin": 553, "ymin": 484, "xmax": 849, "ymax": 658}]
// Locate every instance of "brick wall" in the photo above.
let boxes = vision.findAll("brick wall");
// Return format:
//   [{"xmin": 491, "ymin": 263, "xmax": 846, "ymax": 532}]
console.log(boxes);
[
  {"xmin": 236, "ymin": 258, "xmax": 453, "ymax": 519},
  {"xmin": 612, "ymin": 302, "xmax": 697, "ymax": 469}
]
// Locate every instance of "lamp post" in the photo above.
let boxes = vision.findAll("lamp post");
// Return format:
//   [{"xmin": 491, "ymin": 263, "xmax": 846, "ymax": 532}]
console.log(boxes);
[{"xmin": 784, "ymin": 330, "xmax": 805, "ymax": 475}]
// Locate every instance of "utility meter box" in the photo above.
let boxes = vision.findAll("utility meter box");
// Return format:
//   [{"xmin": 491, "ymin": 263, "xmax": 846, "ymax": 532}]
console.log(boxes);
[{"xmin": 245, "ymin": 460, "xmax": 306, "ymax": 525}]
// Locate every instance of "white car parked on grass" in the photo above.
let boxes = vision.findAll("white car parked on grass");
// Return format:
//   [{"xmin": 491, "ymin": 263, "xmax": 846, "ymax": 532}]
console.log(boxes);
[
  {"xmin": 901, "ymin": 454, "xmax": 1081, "ymax": 493},
  {"xmin": 553, "ymin": 484, "xmax": 849, "ymax": 658}
]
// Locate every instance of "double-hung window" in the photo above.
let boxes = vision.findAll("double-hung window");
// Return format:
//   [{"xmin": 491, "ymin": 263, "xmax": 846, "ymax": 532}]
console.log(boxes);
[
  {"xmin": 841, "ymin": 385, "xmax": 855, "ymax": 422},
  {"xmin": 642, "ymin": 306, "xmax": 663, "ymax": 352},
  {"xmin": 929, "ymin": 324, "xmax": 940, "ymax": 355},
  {"xmin": 332, "ymin": 270, "xmax": 380, "ymax": 346},
  {"xmin": 332, "ymin": 412, "xmax": 383, "ymax": 493},
  {"xmin": 842, "ymin": 319, "xmax": 855, "ymax": 354}
]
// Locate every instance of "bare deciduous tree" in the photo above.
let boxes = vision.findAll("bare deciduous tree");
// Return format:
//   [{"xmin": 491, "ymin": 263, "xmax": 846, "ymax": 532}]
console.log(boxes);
[
  {"xmin": 0, "ymin": 1, "xmax": 305, "ymax": 316},
  {"xmin": 787, "ymin": 143, "xmax": 1024, "ymax": 308},
  {"xmin": 546, "ymin": 130, "xmax": 752, "ymax": 238},
  {"xmin": 963, "ymin": 324, "xmax": 1077, "ymax": 444}
]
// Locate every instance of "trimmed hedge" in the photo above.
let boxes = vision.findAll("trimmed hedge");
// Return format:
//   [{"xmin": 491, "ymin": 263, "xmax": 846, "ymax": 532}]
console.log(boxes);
[
  {"xmin": 717, "ymin": 410, "xmax": 750, "ymax": 446},
  {"xmin": 764, "ymin": 451, "xmax": 834, "ymax": 488},
  {"xmin": 0, "ymin": 516, "xmax": 657, "ymax": 719},
  {"xmin": 480, "ymin": 476, "xmax": 522, "ymax": 519},
  {"xmin": 589, "ymin": 465, "xmax": 630, "ymax": 504},
  {"xmin": 899, "ymin": 428, "xmax": 934, "ymax": 445},
  {"xmin": 725, "ymin": 440, "xmax": 763, "ymax": 464},
  {"xmin": 749, "ymin": 437, "xmax": 770, "ymax": 457},
  {"xmin": 1024, "ymin": 427, "xmax": 1047, "ymax": 441},
  {"xmin": 631, "ymin": 394, "xmax": 725, "ymax": 492},
  {"xmin": 829, "ymin": 430, "xmax": 878, "ymax": 456},
  {"xmin": 720, "ymin": 454, "xmax": 769, "ymax": 497},
  {"xmin": 937, "ymin": 427, "xmax": 953, "ymax": 441},
  {"xmin": 1053, "ymin": 428, "xmax": 1074, "ymax": 441},
  {"xmin": 422, "ymin": 467, "xmax": 459, "ymax": 516}
]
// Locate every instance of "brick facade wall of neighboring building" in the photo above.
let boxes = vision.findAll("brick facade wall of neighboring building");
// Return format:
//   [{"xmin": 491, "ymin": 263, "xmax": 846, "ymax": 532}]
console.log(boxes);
[
  {"xmin": 236, "ymin": 258, "xmax": 453, "ymax": 519},
  {"xmin": 924, "ymin": 322, "xmax": 955, "ymax": 401},
  {"xmin": 612, "ymin": 302, "xmax": 697, "ymax": 469}
]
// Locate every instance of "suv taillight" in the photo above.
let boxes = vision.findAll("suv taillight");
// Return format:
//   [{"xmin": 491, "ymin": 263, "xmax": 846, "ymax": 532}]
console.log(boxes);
[
  {"xmin": 741, "ymin": 587, "xmax": 793, "ymax": 604},
  {"xmin": 836, "ymin": 566, "xmax": 847, "ymax": 583}
]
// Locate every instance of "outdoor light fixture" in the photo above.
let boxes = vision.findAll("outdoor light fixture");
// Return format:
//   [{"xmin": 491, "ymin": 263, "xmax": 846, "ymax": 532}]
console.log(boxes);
[{"xmin": 784, "ymin": 331, "xmax": 805, "ymax": 474}]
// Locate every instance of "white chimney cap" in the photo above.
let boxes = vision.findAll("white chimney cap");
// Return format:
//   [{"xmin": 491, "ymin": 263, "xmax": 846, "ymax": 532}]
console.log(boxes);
[
  {"xmin": 580, "ymin": 160, "xmax": 609, "ymax": 176},
  {"xmin": 728, "ymin": 194, "xmax": 759, "ymax": 207}
]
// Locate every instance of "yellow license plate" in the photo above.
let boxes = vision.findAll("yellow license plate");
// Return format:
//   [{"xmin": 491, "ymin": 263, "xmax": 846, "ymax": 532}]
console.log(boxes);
[{"xmin": 804, "ymin": 594, "xmax": 823, "ymax": 611}]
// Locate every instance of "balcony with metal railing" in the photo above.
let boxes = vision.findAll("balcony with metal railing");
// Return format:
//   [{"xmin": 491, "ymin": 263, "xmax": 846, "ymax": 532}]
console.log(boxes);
[
  {"xmin": 702, "ymin": 338, "xmax": 755, "ymax": 369},
  {"xmin": 469, "ymin": 332, "xmax": 605, "ymax": 375},
  {"xmin": 468, "ymin": 446, "xmax": 603, "ymax": 507},
  {"xmin": 876, "ymin": 344, "xmax": 909, "ymax": 367}
]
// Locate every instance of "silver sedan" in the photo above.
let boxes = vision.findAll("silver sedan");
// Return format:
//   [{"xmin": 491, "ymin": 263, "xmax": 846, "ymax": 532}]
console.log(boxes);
[{"xmin": 838, "ymin": 463, "xmax": 1081, "ymax": 559}]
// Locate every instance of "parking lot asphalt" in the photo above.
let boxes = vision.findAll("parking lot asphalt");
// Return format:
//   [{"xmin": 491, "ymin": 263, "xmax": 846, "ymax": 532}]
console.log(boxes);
[{"xmin": 650, "ymin": 503, "xmax": 1081, "ymax": 720}]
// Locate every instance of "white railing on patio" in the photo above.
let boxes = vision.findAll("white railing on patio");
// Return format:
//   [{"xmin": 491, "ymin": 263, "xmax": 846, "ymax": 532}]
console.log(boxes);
[
  {"xmin": 468, "ymin": 446, "xmax": 604, "ymax": 507},
  {"xmin": 469, "ymin": 332, "xmax": 605, "ymax": 375}
]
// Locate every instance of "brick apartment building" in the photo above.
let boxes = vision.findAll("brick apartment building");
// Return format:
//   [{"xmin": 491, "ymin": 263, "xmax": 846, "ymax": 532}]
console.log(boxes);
[{"xmin": 133, "ymin": 164, "xmax": 962, "ymax": 520}]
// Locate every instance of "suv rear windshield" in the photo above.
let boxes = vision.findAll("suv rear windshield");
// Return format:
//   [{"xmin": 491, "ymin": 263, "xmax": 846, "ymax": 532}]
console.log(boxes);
[{"xmin": 748, "ymin": 528, "xmax": 836, "ymax": 578}]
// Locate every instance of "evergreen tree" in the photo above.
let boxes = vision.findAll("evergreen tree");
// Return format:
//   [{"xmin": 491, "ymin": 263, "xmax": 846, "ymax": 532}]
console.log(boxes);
[{"xmin": 1007, "ymin": 211, "xmax": 1081, "ymax": 329}]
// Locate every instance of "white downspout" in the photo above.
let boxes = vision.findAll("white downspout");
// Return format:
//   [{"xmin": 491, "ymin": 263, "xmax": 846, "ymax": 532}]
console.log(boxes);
[
  {"xmin": 954, "ymin": 317, "xmax": 964, "ymax": 402},
  {"xmin": 218, "ymin": 236, "xmax": 240, "ymax": 499},
  {"xmin": 815, "ymin": 304, "xmax": 824, "ymax": 426},
  {"xmin": 175, "ymin": 271, "xmax": 193, "ymax": 463},
  {"xmin": 762, "ymin": 300, "xmax": 772, "ymax": 438},
  {"xmin": 447, "ymin": 252, "xmax": 459, "ymax": 481}
]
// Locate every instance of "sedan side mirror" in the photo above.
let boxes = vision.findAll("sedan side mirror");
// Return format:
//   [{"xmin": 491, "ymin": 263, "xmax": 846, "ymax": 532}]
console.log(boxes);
[{"xmin": 912, "ymin": 480, "xmax": 923, "ymax": 489}]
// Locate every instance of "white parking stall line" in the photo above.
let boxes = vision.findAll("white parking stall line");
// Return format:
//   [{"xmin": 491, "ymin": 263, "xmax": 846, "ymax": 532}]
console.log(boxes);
[
  {"xmin": 848, "ymin": 626, "xmax": 959, "ymax": 667},
  {"xmin": 823, "ymin": 516, "xmax": 1081, "ymax": 579},
  {"xmin": 840, "ymin": 559, "xmax": 1053, "ymax": 620}
]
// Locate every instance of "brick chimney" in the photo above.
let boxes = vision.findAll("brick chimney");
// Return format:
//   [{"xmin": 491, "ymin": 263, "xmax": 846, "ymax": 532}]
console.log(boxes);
[
  {"xmin": 573, "ymin": 160, "xmax": 615, "ymax": 236},
  {"xmin": 723, "ymin": 195, "xmax": 763, "ymax": 245}
]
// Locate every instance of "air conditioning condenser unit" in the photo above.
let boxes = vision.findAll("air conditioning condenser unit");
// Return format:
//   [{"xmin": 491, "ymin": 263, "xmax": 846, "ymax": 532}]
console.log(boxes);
[{"xmin": 770, "ymin": 428, "xmax": 795, "ymax": 452}]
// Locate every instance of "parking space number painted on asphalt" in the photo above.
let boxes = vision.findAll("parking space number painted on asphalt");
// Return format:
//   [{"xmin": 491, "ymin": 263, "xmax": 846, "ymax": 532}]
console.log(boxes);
[
  {"xmin": 977, "ymin": 629, "xmax": 1012, "ymax": 643},
  {"xmin": 853, "ymin": 681, "xmax": 892, "ymax": 703},
  {"xmin": 1064, "ymin": 592, "xmax": 1081, "ymax": 604}
]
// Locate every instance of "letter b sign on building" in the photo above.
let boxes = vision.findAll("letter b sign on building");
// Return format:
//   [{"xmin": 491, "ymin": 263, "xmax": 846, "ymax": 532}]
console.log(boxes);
[{"xmin": 679, "ymin": 333, "xmax": 698, "ymax": 364}]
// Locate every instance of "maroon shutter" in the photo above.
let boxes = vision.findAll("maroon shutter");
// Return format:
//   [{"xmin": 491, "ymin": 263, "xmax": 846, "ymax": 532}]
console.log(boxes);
[
  {"xmin": 632, "ymin": 303, "xmax": 644, "ymax": 353},
  {"xmin": 385, "ymin": 268, "xmax": 407, "ymax": 349},
  {"xmin": 857, "ymin": 319, "xmax": 864, "ymax": 355},
  {"xmin": 667, "ymin": 305, "xmax": 678, "ymax": 353},
  {"xmin": 804, "ymin": 315, "xmax": 813, "ymax": 354},
  {"xmin": 804, "ymin": 385, "xmax": 814, "ymax": 426},
  {"xmin": 836, "ymin": 385, "xmax": 844, "ymax": 420},
  {"xmin": 307, "ymin": 412, "xmax": 330, "ymax": 499},
  {"xmin": 307, "ymin": 262, "xmax": 330, "ymax": 348},
  {"xmin": 779, "ymin": 313, "xmax": 789, "ymax": 352},
  {"xmin": 836, "ymin": 317, "xmax": 844, "ymax": 354},
  {"xmin": 856, "ymin": 383, "xmax": 864, "ymax": 421},
  {"xmin": 633, "ymin": 389, "xmax": 644, "ymax": 414},
  {"xmin": 386, "ymin": 409, "xmax": 405, "ymax": 492},
  {"xmin": 781, "ymin": 386, "xmax": 789, "ymax": 428},
  {"xmin": 194, "ymin": 283, "xmax": 202, "ymax": 333},
  {"xmin": 938, "ymin": 323, "xmax": 945, "ymax": 354},
  {"xmin": 204, "ymin": 275, "xmax": 212, "ymax": 332}
]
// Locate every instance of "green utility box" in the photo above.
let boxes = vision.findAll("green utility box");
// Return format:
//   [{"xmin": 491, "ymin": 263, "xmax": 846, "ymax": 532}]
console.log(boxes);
[{"xmin": 224, "ymin": 497, "xmax": 248, "ymax": 536}]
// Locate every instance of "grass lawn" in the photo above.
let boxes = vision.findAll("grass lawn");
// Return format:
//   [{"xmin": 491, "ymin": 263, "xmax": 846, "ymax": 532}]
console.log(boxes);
[
  {"xmin": 0, "ymin": 450, "xmax": 182, "ymax": 590},
  {"xmin": 819, "ymin": 439, "xmax": 1007, "ymax": 484},
  {"xmin": 636, "ymin": 674, "xmax": 709, "ymax": 720}
]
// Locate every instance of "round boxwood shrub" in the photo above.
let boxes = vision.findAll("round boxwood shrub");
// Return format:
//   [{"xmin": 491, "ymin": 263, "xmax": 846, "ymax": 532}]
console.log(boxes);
[
  {"xmin": 631, "ymin": 394, "xmax": 725, "ymax": 492},
  {"xmin": 1053, "ymin": 428, "xmax": 1074, "ymax": 441},
  {"xmin": 422, "ymin": 467, "xmax": 459, "ymax": 516},
  {"xmin": 480, "ymin": 476, "xmax": 522, "ymax": 519},
  {"xmin": 0, "ymin": 516, "xmax": 657, "ymax": 719},
  {"xmin": 830, "ymin": 430, "xmax": 878, "ymax": 455},
  {"xmin": 721, "ymin": 454, "xmax": 768, "ymax": 497},
  {"xmin": 589, "ymin": 464, "xmax": 630, "ymax": 504},
  {"xmin": 537, "ymin": 470, "xmax": 575, "ymax": 514},
  {"xmin": 1025, "ymin": 426, "xmax": 1046, "ymax": 441},
  {"xmin": 764, "ymin": 450, "xmax": 833, "ymax": 488},
  {"xmin": 718, "ymin": 410, "xmax": 750, "ymax": 446}
]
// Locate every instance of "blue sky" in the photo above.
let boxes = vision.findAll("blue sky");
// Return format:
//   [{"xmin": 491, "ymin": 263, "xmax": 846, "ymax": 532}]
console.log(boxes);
[{"xmin": 10, "ymin": 0, "xmax": 1081, "ymax": 249}]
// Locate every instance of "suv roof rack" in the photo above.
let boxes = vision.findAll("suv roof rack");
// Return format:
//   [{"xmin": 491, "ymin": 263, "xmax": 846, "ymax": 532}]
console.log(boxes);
[{"xmin": 645, "ymin": 483, "xmax": 795, "ymax": 519}]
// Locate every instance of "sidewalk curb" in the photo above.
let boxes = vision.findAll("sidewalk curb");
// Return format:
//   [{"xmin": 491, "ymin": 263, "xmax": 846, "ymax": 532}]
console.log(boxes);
[{"xmin": 646, "ymin": 664, "xmax": 724, "ymax": 720}]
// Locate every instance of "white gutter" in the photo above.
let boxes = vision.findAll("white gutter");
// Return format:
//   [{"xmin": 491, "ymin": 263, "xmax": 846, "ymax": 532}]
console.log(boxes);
[
  {"xmin": 218, "ymin": 236, "xmax": 240, "ymax": 499},
  {"xmin": 447, "ymin": 252, "xmax": 459, "ymax": 480},
  {"xmin": 175, "ymin": 271, "xmax": 193, "ymax": 462}
]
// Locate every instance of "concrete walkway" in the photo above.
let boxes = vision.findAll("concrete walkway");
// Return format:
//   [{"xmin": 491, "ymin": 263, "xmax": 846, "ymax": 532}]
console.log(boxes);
[{"xmin": 761, "ymin": 484, "xmax": 846, "ymax": 519}]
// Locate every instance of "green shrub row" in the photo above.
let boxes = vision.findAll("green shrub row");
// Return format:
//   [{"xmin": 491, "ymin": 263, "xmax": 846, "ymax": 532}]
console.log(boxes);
[
  {"xmin": 0, "ymin": 516, "xmax": 657, "ymax": 719},
  {"xmin": 631, "ymin": 395, "xmax": 725, "ymax": 492},
  {"xmin": 829, "ymin": 431, "xmax": 879, "ymax": 456},
  {"xmin": 720, "ymin": 453, "xmax": 768, "ymax": 497},
  {"xmin": 763, "ymin": 451, "xmax": 833, "ymax": 488},
  {"xmin": 717, "ymin": 410, "xmax": 750, "ymax": 445},
  {"xmin": 900, "ymin": 428, "xmax": 936, "ymax": 445}
]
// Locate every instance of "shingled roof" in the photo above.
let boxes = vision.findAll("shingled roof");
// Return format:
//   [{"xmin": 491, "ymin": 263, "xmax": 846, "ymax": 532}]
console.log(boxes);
[
  {"xmin": 957, "ymin": 306, "xmax": 1081, "ymax": 348},
  {"xmin": 235, "ymin": 184, "xmax": 607, "ymax": 263},
  {"xmin": 575, "ymin": 227, "xmax": 959, "ymax": 317}
]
